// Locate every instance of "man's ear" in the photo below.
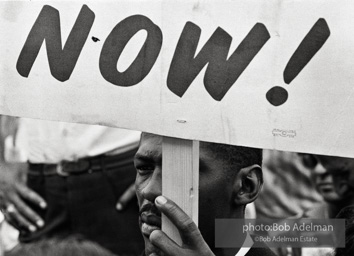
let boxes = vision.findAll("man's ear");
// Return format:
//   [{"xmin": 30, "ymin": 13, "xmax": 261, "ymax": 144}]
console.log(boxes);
[{"xmin": 233, "ymin": 164, "xmax": 263, "ymax": 206}]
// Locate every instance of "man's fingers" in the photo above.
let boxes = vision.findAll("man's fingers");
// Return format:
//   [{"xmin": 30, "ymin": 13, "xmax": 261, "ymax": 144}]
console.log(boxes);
[
  {"xmin": 16, "ymin": 184, "xmax": 47, "ymax": 209},
  {"xmin": 5, "ymin": 203, "xmax": 37, "ymax": 232},
  {"xmin": 10, "ymin": 194, "xmax": 44, "ymax": 228},
  {"xmin": 150, "ymin": 229, "xmax": 180, "ymax": 256},
  {"xmin": 116, "ymin": 183, "xmax": 136, "ymax": 211},
  {"xmin": 155, "ymin": 196, "xmax": 202, "ymax": 245}
]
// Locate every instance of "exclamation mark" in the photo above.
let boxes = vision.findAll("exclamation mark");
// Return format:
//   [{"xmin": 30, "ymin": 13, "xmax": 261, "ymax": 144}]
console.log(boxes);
[{"xmin": 266, "ymin": 18, "xmax": 330, "ymax": 106}]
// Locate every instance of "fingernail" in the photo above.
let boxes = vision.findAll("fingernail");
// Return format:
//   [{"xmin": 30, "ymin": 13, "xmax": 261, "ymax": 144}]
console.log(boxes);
[
  {"xmin": 39, "ymin": 202, "xmax": 47, "ymax": 209},
  {"xmin": 116, "ymin": 203, "xmax": 123, "ymax": 211},
  {"xmin": 36, "ymin": 220, "xmax": 44, "ymax": 227},
  {"xmin": 29, "ymin": 225, "xmax": 37, "ymax": 232},
  {"xmin": 155, "ymin": 196, "xmax": 167, "ymax": 205}
]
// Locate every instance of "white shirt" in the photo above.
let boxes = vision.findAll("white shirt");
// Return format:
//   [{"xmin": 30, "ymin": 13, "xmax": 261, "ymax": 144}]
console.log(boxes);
[
  {"xmin": 14, "ymin": 118, "xmax": 141, "ymax": 163},
  {"xmin": 235, "ymin": 232, "xmax": 253, "ymax": 256}
]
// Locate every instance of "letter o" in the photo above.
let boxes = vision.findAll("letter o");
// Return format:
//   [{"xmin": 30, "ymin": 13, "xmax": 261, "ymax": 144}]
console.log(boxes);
[{"xmin": 99, "ymin": 15, "xmax": 162, "ymax": 86}]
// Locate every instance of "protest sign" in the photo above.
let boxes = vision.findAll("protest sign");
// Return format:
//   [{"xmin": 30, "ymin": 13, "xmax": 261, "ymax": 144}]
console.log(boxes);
[{"xmin": 1, "ymin": 0, "xmax": 354, "ymax": 157}]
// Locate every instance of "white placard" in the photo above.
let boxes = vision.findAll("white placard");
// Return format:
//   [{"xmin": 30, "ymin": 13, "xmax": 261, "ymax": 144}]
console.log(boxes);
[{"xmin": 0, "ymin": 0, "xmax": 353, "ymax": 157}]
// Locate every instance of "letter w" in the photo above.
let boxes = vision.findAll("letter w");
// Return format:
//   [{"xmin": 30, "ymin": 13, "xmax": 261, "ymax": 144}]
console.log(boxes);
[
  {"xmin": 16, "ymin": 5, "xmax": 95, "ymax": 82},
  {"xmin": 167, "ymin": 22, "xmax": 270, "ymax": 101}
]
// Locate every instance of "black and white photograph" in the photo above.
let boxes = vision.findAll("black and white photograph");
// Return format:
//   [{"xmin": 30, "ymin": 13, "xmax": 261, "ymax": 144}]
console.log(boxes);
[{"xmin": 0, "ymin": 1, "xmax": 353, "ymax": 255}]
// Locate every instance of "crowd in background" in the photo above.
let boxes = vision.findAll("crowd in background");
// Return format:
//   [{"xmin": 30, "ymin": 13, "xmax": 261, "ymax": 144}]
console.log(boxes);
[{"xmin": 0, "ymin": 116, "xmax": 353, "ymax": 256}]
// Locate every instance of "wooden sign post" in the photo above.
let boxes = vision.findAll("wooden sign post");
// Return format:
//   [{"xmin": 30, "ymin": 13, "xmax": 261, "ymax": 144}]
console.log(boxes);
[{"xmin": 162, "ymin": 137, "xmax": 199, "ymax": 243}]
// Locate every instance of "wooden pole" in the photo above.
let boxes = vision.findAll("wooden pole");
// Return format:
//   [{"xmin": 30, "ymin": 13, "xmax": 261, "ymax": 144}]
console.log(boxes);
[{"xmin": 162, "ymin": 137, "xmax": 199, "ymax": 244}]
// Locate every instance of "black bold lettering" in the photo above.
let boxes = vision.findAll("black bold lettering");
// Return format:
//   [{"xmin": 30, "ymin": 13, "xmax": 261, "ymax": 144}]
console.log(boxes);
[
  {"xmin": 16, "ymin": 5, "xmax": 95, "ymax": 82},
  {"xmin": 99, "ymin": 15, "xmax": 162, "ymax": 86},
  {"xmin": 167, "ymin": 22, "xmax": 270, "ymax": 101}
]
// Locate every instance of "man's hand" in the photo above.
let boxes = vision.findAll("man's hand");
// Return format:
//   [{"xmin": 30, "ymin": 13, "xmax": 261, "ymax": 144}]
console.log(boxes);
[
  {"xmin": 0, "ymin": 163, "xmax": 46, "ymax": 232},
  {"xmin": 148, "ymin": 196, "xmax": 215, "ymax": 256},
  {"xmin": 116, "ymin": 183, "xmax": 136, "ymax": 211}
]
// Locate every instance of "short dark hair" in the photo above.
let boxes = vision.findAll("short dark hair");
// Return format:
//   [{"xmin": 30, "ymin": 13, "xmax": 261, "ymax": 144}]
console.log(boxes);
[
  {"xmin": 201, "ymin": 141, "xmax": 263, "ymax": 171},
  {"xmin": 7, "ymin": 236, "xmax": 117, "ymax": 256},
  {"xmin": 140, "ymin": 133, "xmax": 263, "ymax": 171}
]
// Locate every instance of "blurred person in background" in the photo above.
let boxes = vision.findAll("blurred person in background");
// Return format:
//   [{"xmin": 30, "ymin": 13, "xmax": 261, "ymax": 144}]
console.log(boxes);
[
  {"xmin": 299, "ymin": 154, "xmax": 354, "ymax": 218},
  {"xmin": 257, "ymin": 151, "xmax": 338, "ymax": 256},
  {"xmin": 302, "ymin": 154, "xmax": 354, "ymax": 256},
  {"xmin": 6, "ymin": 236, "xmax": 117, "ymax": 256},
  {"xmin": 0, "ymin": 116, "xmax": 144, "ymax": 255},
  {"xmin": 255, "ymin": 150, "xmax": 322, "ymax": 219},
  {"xmin": 283, "ymin": 154, "xmax": 354, "ymax": 256},
  {"xmin": 0, "ymin": 116, "xmax": 25, "ymax": 255}
]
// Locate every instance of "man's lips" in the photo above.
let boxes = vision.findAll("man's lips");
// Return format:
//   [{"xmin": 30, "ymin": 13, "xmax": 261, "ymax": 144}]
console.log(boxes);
[
  {"xmin": 140, "ymin": 212, "xmax": 161, "ymax": 237},
  {"xmin": 141, "ymin": 223, "xmax": 160, "ymax": 237},
  {"xmin": 317, "ymin": 183, "xmax": 334, "ymax": 189},
  {"xmin": 141, "ymin": 212, "xmax": 161, "ymax": 226}
]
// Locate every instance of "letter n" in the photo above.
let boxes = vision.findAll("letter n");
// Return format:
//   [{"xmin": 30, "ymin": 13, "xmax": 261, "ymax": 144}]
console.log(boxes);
[
  {"xmin": 16, "ymin": 5, "xmax": 95, "ymax": 81},
  {"xmin": 167, "ymin": 22, "xmax": 270, "ymax": 101}
]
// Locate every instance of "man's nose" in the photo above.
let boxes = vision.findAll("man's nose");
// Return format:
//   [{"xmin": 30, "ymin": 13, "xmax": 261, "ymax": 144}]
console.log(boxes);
[
  {"xmin": 142, "ymin": 168, "xmax": 162, "ymax": 202},
  {"xmin": 313, "ymin": 162, "xmax": 327, "ymax": 175}
]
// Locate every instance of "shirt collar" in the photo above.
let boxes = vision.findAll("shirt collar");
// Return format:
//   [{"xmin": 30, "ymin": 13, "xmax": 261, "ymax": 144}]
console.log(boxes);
[{"xmin": 235, "ymin": 232, "xmax": 253, "ymax": 256}]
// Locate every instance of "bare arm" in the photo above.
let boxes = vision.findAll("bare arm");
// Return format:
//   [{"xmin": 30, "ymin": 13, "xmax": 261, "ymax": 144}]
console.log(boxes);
[{"xmin": 0, "ymin": 116, "xmax": 46, "ymax": 232}]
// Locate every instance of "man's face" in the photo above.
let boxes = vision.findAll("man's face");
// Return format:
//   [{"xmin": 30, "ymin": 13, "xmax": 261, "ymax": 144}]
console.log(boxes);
[
  {"xmin": 315, "ymin": 155, "xmax": 354, "ymax": 199},
  {"xmin": 300, "ymin": 154, "xmax": 341, "ymax": 202},
  {"xmin": 301, "ymin": 154, "xmax": 354, "ymax": 201},
  {"xmin": 134, "ymin": 134, "xmax": 236, "ymax": 255}
]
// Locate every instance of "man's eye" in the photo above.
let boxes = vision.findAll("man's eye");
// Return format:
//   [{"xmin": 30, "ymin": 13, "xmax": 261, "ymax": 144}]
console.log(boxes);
[
  {"xmin": 300, "ymin": 154, "xmax": 318, "ymax": 169},
  {"xmin": 136, "ymin": 165, "xmax": 154, "ymax": 175}
]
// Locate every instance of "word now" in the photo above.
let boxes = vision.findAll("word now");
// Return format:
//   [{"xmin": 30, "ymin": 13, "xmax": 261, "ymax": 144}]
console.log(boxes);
[
  {"xmin": 16, "ymin": 5, "xmax": 270, "ymax": 101},
  {"xmin": 17, "ymin": 5, "xmax": 328, "ymax": 103}
]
